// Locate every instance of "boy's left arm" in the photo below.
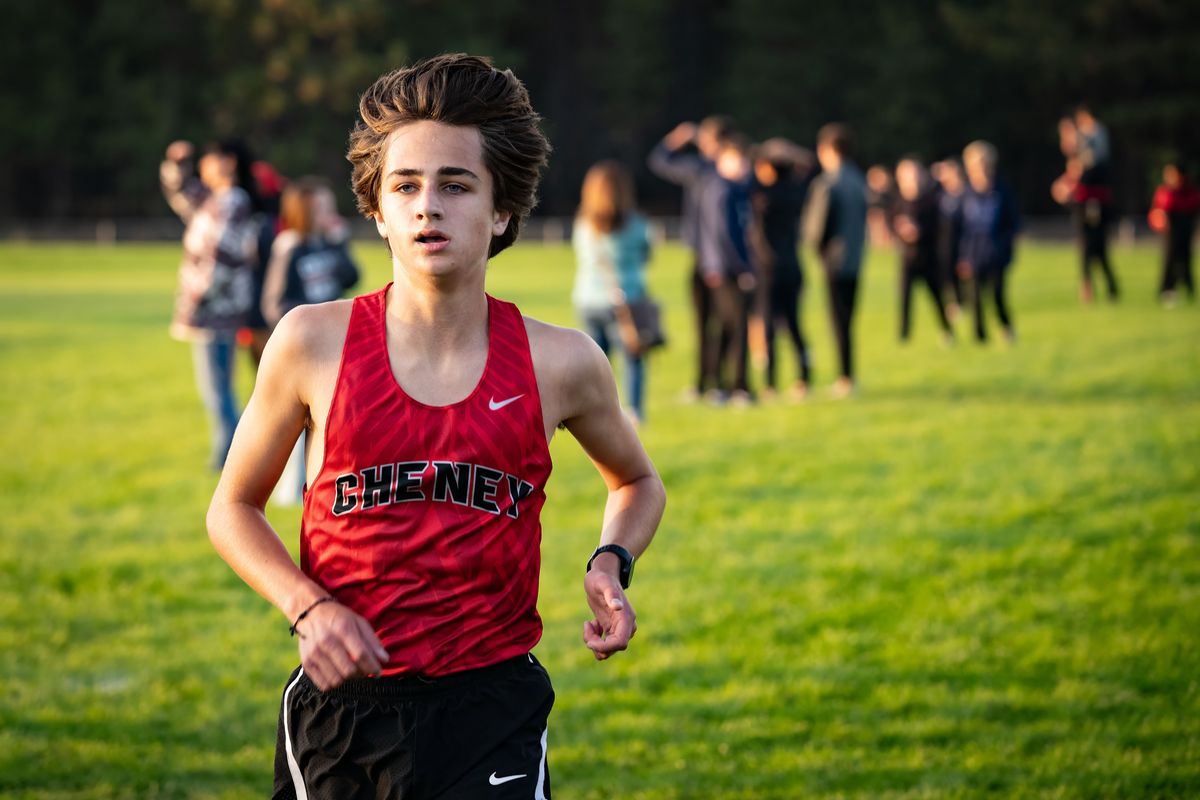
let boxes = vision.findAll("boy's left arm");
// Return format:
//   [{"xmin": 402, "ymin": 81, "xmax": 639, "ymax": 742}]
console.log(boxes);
[{"xmin": 529, "ymin": 322, "xmax": 667, "ymax": 661}]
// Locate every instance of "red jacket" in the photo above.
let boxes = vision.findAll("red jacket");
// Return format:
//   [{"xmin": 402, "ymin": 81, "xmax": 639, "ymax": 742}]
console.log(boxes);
[{"xmin": 1149, "ymin": 181, "xmax": 1200, "ymax": 232}]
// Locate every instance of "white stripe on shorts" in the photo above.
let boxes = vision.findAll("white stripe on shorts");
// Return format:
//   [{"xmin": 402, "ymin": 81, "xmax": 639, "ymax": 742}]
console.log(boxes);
[
  {"xmin": 282, "ymin": 669, "xmax": 309, "ymax": 800},
  {"xmin": 533, "ymin": 724, "xmax": 549, "ymax": 800}
]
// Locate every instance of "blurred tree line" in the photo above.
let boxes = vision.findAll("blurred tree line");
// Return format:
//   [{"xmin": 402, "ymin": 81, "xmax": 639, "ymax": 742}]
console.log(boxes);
[{"xmin": 1, "ymin": 0, "xmax": 1196, "ymax": 222}]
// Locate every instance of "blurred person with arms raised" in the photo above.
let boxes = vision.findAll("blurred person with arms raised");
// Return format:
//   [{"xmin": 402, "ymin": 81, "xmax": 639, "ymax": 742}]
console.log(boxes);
[
  {"xmin": 647, "ymin": 115, "xmax": 735, "ymax": 401},
  {"xmin": 160, "ymin": 138, "xmax": 262, "ymax": 469},
  {"xmin": 1052, "ymin": 107, "xmax": 1120, "ymax": 303}
]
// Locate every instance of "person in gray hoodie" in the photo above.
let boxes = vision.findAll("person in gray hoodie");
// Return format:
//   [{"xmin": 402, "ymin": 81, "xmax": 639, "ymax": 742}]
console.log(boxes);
[
  {"xmin": 804, "ymin": 123, "xmax": 867, "ymax": 397},
  {"xmin": 648, "ymin": 116, "xmax": 735, "ymax": 398}
]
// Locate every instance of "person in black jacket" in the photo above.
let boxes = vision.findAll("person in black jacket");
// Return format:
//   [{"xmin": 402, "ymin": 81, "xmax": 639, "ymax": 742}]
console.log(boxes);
[
  {"xmin": 261, "ymin": 177, "xmax": 360, "ymax": 505},
  {"xmin": 892, "ymin": 156, "xmax": 952, "ymax": 343},
  {"xmin": 803, "ymin": 123, "xmax": 867, "ymax": 398},
  {"xmin": 748, "ymin": 138, "xmax": 815, "ymax": 398},
  {"xmin": 262, "ymin": 178, "xmax": 360, "ymax": 329},
  {"xmin": 932, "ymin": 158, "xmax": 966, "ymax": 320}
]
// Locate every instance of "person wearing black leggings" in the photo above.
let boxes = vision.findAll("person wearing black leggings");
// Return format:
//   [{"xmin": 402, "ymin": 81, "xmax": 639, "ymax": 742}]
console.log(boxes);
[
  {"xmin": 1148, "ymin": 162, "xmax": 1200, "ymax": 304},
  {"xmin": 893, "ymin": 156, "xmax": 952, "ymax": 343},
  {"xmin": 750, "ymin": 138, "xmax": 815, "ymax": 397},
  {"xmin": 1053, "ymin": 108, "xmax": 1119, "ymax": 303},
  {"xmin": 804, "ymin": 123, "xmax": 867, "ymax": 397}
]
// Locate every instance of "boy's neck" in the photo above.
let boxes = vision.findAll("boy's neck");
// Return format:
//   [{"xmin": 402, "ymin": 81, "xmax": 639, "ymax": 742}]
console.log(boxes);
[{"xmin": 385, "ymin": 260, "xmax": 490, "ymax": 347}]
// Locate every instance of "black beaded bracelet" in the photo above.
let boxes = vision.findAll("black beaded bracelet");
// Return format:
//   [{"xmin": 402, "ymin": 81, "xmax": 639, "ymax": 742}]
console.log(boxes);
[{"xmin": 289, "ymin": 596, "xmax": 335, "ymax": 638}]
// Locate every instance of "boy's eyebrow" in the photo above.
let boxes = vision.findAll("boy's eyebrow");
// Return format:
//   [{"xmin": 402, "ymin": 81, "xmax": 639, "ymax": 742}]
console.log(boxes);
[{"xmin": 388, "ymin": 166, "xmax": 481, "ymax": 181}]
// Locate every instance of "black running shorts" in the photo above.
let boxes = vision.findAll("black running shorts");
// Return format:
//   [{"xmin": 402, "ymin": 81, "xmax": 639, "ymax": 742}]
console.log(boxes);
[{"xmin": 274, "ymin": 653, "xmax": 554, "ymax": 799}]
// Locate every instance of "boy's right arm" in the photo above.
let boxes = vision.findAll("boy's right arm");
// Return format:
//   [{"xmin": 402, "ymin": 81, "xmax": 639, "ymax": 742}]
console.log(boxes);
[{"xmin": 206, "ymin": 307, "xmax": 388, "ymax": 690}]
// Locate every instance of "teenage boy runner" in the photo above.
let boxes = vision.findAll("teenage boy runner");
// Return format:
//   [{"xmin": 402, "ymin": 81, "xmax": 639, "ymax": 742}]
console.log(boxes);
[{"xmin": 207, "ymin": 53, "xmax": 666, "ymax": 799}]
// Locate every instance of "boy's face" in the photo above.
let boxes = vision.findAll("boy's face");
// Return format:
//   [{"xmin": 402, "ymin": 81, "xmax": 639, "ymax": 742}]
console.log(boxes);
[
  {"xmin": 1164, "ymin": 165, "xmax": 1181, "ymax": 188},
  {"xmin": 373, "ymin": 120, "xmax": 511, "ymax": 277}
]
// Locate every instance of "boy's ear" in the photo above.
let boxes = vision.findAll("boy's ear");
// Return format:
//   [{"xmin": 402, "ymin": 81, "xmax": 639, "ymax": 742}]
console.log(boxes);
[
  {"xmin": 373, "ymin": 211, "xmax": 387, "ymax": 240},
  {"xmin": 492, "ymin": 209, "xmax": 511, "ymax": 237}
]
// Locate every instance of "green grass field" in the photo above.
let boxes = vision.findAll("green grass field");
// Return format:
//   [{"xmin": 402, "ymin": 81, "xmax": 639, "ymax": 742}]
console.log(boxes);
[{"xmin": 1, "ymin": 237, "xmax": 1197, "ymax": 799}]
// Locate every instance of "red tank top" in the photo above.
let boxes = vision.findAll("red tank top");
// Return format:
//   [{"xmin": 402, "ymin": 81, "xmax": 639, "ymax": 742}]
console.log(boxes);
[{"xmin": 301, "ymin": 285, "xmax": 553, "ymax": 677}]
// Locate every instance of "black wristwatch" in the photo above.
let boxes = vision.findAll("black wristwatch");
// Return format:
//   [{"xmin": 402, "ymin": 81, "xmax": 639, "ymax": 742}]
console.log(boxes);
[{"xmin": 587, "ymin": 544, "xmax": 635, "ymax": 589}]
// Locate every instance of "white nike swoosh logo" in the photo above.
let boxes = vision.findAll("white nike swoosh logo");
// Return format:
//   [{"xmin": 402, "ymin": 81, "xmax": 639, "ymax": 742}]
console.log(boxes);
[
  {"xmin": 488, "ymin": 772, "xmax": 527, "ymax": 786},
  {"xmin": 489, "ymin": 394, "xmax": 524, "ymax": 411}
]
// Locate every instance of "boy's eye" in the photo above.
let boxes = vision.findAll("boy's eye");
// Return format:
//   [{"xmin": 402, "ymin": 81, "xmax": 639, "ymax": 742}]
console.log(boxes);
[
  {"xmin": 444, "ymin": 183, "xmax": 466, "ymax": 194},
  {"xmin": 395, "ymin": 183, "xmax": 417, "ymax": 194}
]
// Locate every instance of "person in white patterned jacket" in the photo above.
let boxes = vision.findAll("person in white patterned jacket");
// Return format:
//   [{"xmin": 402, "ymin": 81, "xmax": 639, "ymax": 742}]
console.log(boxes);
[{"xmin": 160, "ymin": 138, "xmax": 261, "ymax": 469}]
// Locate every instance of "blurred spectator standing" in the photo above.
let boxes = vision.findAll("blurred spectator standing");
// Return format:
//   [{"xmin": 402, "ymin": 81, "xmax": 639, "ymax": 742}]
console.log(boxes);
[
  {"xmin": 160, "ymin": 139, "xmax": 261, "ymax": 469},
  {"xmin": 1148, "ymin": 162, "xmax": 1200, "ymax": 305},
  {"xmin": 805, "ymin": 123, "xmax": 867, "ymax": 398}
]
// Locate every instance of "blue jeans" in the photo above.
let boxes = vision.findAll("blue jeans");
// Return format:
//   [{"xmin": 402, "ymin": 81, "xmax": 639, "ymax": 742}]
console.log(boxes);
[
  {"xmin": 191, "ymin": 336, "xmax": 240, "ymax": 468},
  {"xmin": 580, "ymin": 308, "xmax": 646, "ymax": 421}
]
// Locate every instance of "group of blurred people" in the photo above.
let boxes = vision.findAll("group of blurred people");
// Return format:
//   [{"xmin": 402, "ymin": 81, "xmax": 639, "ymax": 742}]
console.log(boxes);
[
  {"xmin": 576, "ymin": 106, "xmax": 1194, "ymax": 419},
  {"xmin": 624, "ymin": 116, "xmax": 1020, "ymax": 408},
  {"xmin": 866, "ymin": 143, "xmax": 1021, "ymax": 346},
  {"xmin": 160, "ymin": 138, "xmax": 360, "ymax": 487},
  {"xmin": 167, "ymin": 115, "xmax": 1195, "ymax": 447}
]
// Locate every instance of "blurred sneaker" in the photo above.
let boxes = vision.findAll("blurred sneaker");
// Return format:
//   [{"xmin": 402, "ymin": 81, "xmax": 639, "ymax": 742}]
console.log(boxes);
[
  {"xmin": 789, "ymin": 381, "xmax": 809, "ymax": 402},
  {"xmin": 831, "ymin": 377, "xmax": 855, "ymax": 399},
  {"xmin": 728, "ymin": 389, "xmax": 754, "ymax": 409}
]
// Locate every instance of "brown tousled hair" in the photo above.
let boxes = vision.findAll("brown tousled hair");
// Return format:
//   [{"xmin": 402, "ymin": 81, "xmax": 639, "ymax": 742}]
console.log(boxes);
[
  {"xmin": 577, "ymin": 160, "xmax": 636, "ymax": 234},
  {"xmin": 347, "ymin": 53, "xmax": 551, "ymax": 257}
]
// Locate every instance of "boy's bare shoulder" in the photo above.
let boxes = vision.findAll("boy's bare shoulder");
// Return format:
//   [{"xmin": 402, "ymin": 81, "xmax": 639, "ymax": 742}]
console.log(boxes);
[
  {"xmin": 523, "ymin": 315, "xmax": 607, "ymax": 375},
  {"xmin": 522, "ymin": 315, "xmax": 612, "ymax": 426},
  {"xmin": 270, "ymin": 298, "xmax": 356, "ymax": 367}
]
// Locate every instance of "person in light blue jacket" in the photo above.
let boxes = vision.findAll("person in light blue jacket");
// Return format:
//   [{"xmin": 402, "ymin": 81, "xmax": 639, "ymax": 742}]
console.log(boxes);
[{"xmin": 573, "ymin": 161, "xmax": 653, "ymax": 422}]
